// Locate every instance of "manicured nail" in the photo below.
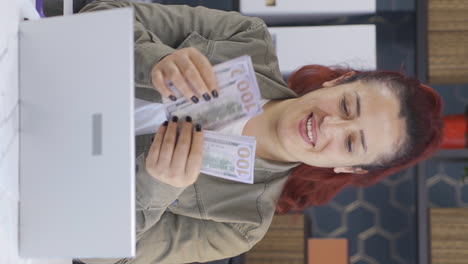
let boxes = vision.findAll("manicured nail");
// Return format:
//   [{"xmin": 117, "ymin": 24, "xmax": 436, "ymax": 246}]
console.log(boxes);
[
  {"xmin": 151, "ymin": 136, "xmax": 154, "ymax": 142},
  {"xmin": 162, "ymin": 121, "xmax": 169, "ymax": 126},
  {"xmin": 191, "ymin": 96, "xmax": 199, "ymax": 104},
  {"xmin": 169, "ymin": 95, "xmax": 177, "ymax": 101},
  {"xmin": 195, "ymin": 124, "xmax": 202, "ymax": 132},
  {"xmin": 172, "ymin": 116, "xmax": 178, "ymax": 122},
  {"xmin": 185, "ymin": 116, "xmax": 192, "ymax": 122},
  {"xmin": 202, "ymin": 93, "xmax": 211, "ymax": 101},
  {"xmin": 211, "ymin": 90, "xmax": 219, "ymax": 98}
]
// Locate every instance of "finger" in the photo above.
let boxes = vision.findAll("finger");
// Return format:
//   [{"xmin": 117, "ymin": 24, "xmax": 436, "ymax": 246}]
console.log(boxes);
[
  {"xmin": 185, "ymin": 124, "xmax": 204, "ymax": 181},
  {"xmin": 162, "ymin": 62, "xmax": 199, "ymax": 104},
  {"xmin": 145, "ymin": 121, "xmax": 167, "ymax": 168},
  {"xmin": 152, "ymin": 70, "xmax": 177, "ymax": 102},
  {"xmin": 170, "ymin": 116, "xmax": 193, "ymax": 170},
  {"xmin": 188, "ymin": 50, "xmax": 219, "ymax": 98},
  {"xmin": 146, "ymin": 121, "xmax": 168, "ymax": 164},
  {"xmin": 158, "ymin": 116, "xmax": 179, "ymax": 168},
  {"xmin": 175, "ymin": 58, "xmax": 212, "ymax": 102}
]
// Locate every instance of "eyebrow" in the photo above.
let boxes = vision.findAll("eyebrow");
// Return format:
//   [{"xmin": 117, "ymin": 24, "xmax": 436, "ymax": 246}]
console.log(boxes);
[
  {"xmin": 355, "ymin": 92, "xmax": 367, "ymax": 152},
  {"xmin": 360, "ymin": 129, "xmax": 367, "ymax": 153},
  {"xmin": 355, "ymin": 91, "xmax": 361, "ymax": 117}
]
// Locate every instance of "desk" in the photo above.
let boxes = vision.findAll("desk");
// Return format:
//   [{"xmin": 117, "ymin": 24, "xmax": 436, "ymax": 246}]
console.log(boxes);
[
  {"xmin": 0, "ymin": 0, "xmax": 70, "ymax": 263},
  {"xmin": 0, "ymin": 0, "xmax": 23, "ymax": 262}
]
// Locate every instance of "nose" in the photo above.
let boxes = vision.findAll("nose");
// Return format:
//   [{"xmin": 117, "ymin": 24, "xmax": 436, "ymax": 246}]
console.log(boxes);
[{"xmin": 321, "ymin": 115, "xmax": 357, "ymax": 136}]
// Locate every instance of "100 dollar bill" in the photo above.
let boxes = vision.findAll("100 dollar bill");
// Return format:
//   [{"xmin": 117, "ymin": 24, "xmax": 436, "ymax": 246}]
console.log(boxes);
[
  {"xmin": 201, "ymin": 130, "xmax": 256, "ymax": 184},
  {"xmin": 213, "ymin": 55, "xmax": 259, "ymax": 86},
  {"xmin": 163, "ymin": 56, "xmax": 262, "ymax": 130}
]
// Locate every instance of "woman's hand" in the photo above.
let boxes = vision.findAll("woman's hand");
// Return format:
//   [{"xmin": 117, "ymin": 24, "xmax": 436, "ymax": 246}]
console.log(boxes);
[
  {"xmin": 151, "ymin": 47, "xmax": 220, "ymax": 104},
  {"xmin": 145, "ymin": 115, "xmax": 204, "ymax": 188}
]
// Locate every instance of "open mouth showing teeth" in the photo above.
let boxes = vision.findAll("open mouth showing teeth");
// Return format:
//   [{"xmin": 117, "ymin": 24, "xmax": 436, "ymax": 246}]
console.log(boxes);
[
  {"xmin": 299, "ymin": 112, "xmax": 316, "ymax": 147},
  {"xmin": 306, "ymin": 116, "xmax": 315, "ymax": 144}
]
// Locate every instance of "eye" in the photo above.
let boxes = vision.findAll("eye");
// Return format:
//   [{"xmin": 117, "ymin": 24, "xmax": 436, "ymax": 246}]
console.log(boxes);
[
  {"xmin": 341, "ymin": 96, "xmax": 349, "ymax": 116},
  {"xmin": 346, "ymin": 135, "xmax": 353, "ymax": 153}
]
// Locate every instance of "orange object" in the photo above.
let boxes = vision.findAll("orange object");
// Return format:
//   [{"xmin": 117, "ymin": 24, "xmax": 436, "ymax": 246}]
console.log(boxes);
[
  {"xmin": 441, "ymin": 114, "xmax": 467, "ymax": 149},
  {"xmin": 308, "ymin": 238, "xmax": 349, "ymax": 264}
]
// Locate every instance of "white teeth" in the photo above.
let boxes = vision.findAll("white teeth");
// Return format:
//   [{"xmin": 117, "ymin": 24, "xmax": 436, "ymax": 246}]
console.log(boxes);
[{"xmin": 306, "ymin": 117, "xmax": 314, "ymax": 143}]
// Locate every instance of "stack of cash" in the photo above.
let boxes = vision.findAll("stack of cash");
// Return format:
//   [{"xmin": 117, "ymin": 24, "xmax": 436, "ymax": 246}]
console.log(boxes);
[{"xmin": 163, "ymin": 56, "xmax": 262, "ymax": 184}]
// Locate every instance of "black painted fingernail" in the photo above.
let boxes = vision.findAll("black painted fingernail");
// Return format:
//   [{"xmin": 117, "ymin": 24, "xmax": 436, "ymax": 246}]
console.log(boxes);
[
  {"xmin": 195, "ymin": 124, "xmax": 202, "ymax": 132},
  {"xmin": 169, "ymin": 95, "xmax": 177, "ymax": 101},
  {"xmin": 202, "ymin": 93, "xmax": 211, "ymax": 101},
  {"xmin": 211, "ymin": 90, "xmax": 219, "ymax": 98},
  {"xmin": 185, "ymin": 116, "xmax": 192, "ymax": 122},
  {"xmin": 162, "ymin": 121, "xmax": 168, "ymax": 126},
  {"xmin": 191, "ymin": 96, "xmax": 199, "ymax": 104},
  {"xmin": 151, "ymin": 136, "xmax": 154, "ymax": 142},
  {"xmin": 172, "ymin": 116, "xmax": 178, "ymax": 122}
]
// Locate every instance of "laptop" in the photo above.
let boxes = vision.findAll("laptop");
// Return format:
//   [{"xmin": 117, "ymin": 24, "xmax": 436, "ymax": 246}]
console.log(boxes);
[{"xmin": 19, "ymin": 8, "xmax": 135, "ymax": 258}]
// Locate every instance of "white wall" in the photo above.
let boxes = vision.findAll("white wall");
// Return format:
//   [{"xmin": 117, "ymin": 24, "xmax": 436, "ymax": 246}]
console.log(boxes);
[{"xmin": 268, "ymin": 25, "xmax": 377, "ymax": 74}]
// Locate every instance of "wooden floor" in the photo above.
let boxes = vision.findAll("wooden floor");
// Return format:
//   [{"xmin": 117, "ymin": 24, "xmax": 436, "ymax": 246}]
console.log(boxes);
[
  {"xmin": 430, "ymin": 208, "xmax": 468, "ymax": 264},
  {"xmin": 244, "ymin": 214, "xmax": 305, "ymax": 264},
  {"xmin": 429, "ymin": 0, "xmax": 468, "ymax": 84}
]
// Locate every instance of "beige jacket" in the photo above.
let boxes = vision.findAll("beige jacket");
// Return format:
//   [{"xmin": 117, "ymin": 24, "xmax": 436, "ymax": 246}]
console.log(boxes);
[{"xmin": 79, "ymin": 1, "xmax": 300, "ymax": 263}]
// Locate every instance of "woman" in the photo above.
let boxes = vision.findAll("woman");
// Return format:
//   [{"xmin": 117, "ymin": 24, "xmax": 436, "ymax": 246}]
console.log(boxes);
[{"xmin": 77, "ymin": 1, "xmax": 444, "ymax": 264}]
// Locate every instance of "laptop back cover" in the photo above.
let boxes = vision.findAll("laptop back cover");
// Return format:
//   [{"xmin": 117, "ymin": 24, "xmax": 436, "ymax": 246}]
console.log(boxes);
[{"xmin": 19, "ymin": 8, "xmax": 135, "ymax": 258}]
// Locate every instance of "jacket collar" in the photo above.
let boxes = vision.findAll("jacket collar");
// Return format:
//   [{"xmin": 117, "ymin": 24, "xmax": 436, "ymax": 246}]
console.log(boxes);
[
  {"xmin": 254, "ymin": 157, "xmax": 301, "ymax": 172},
  {"xmin": 255, "ymin": 73, "xmax": 298, "ymax": 100}
]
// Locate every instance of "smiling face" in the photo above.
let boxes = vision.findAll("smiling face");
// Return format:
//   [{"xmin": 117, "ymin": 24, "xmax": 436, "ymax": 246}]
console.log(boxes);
[{"xmin": 275, "ymin": 79, "xmax": 407, "ymax": 172}]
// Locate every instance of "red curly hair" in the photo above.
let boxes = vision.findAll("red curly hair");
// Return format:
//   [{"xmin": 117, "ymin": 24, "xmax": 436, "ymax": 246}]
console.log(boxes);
[{"xmin": 276, "ymin": 65, "xmax": 444, "ymax": 213}]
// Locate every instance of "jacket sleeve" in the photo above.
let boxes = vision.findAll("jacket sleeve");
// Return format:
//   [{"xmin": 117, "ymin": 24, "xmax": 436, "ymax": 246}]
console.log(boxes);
[
  {"xmin": 78, "ymin": 153, "xmax": 251, "ymax": 264},
  {"xmin": 79, "ymin": 0, "xmax": 268, "ymax": 89},
  {"xmin": 133, "ymin": 153, "xmax": 251, "ymax": 264}
]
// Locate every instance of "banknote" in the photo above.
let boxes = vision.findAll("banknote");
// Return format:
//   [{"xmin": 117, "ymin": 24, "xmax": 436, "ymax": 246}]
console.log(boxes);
[
  {"xmin": 160, "ymin": 56, "xmax": 260, "ymax": 183},
  {"xmin": 163, "ymin": 56, "xmax": 262, "ymax": 130},
  {"xmin": 213, "ymin": 55, "xmax": 258, "ymax": 86},
  {"xmin": 201, "ymin": 130, "xmax": 256, "ymax": 184}
]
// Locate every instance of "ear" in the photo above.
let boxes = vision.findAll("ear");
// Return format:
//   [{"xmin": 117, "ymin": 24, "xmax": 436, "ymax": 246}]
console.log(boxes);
[
  {"xmin": 333, "ymin": 166, "xmax": 368, "ymax": 174},
  {"xmin": 322, "ymin": 71, "xmax": 357, "ymax": 88}
]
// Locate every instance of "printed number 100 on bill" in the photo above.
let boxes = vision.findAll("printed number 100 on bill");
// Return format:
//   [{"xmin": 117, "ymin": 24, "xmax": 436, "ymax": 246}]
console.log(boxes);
[{"xmin": 200, "ymin": 131, "xmax": 256, "ymax": 184}]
